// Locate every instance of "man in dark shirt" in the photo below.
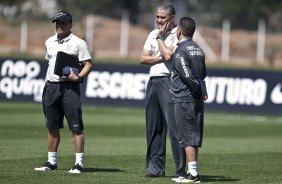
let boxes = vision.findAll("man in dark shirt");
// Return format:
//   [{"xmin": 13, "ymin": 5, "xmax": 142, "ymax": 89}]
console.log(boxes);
[{"xmin": 170, "ymin": 17, "xmax": 207, "ymax": 183}]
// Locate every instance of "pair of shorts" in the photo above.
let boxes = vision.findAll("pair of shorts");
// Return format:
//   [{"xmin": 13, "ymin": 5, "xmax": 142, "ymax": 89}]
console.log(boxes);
[
  {"xmin": 42, "ymin": 81, "xmax": 84, "ymax": 132},
  {"xmin": 174, "ymin": 101, "xmax": 204, "ymax": 147}
]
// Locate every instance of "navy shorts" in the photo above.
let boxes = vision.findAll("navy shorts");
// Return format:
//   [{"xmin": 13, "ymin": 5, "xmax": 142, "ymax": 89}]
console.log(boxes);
[
  {"xmin": 174, "ymin": 101, "xmax": 204, "ymax": 147},
  {"xmin": 42, "ymin": 81, "xmax": 84, "ymax": 132}
]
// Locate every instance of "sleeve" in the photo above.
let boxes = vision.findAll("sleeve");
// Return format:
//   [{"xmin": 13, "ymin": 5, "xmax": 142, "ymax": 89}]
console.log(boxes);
[
  {"xmin": 44, "ymin": 40, "xmax": 49, "ymax": 60},
  {"xmin": 199, "ymin": 80, "xmax": 208, "ymax": 99},
  {"xmin": 199, "ymin": 54, "xmax": 206, "ymax": 80},
  {"xmin": 199, "ymin": 57, "xmax": 208, "ymax": 99},
  {"xmin": 77, "ymin": 39, "xmax": 92, "ymax": 62},
  {"xmin": 143, "ymin": 31, "xmax": 155, "ymax": 50},
  {"xmin": 197, "ymin": 54, "xmax": 207, "ymax": 99},
  {"xmin": 172, "ymin": 34, "xmax": 179, "ymax": 48},
  {"xmin": 174, "ymin": 50, "xmax": 200, "ymax": 96},
  {"xmin": 203, "ymin": 55, "xmax": 207, "ymax": 79}
]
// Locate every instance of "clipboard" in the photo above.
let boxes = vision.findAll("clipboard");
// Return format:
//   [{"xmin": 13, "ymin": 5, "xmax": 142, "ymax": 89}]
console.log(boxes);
[{"xmin": 54, "ymin": 51, "xmax": 82, "ymax": 76}]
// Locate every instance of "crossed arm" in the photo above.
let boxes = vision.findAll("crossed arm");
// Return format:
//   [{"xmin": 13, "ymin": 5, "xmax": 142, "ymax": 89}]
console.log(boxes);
[
  {"xmin": 140, "ymin": 22, "xmax": 177, "ymax": 65},
  {"xmin": 174, "ymin": 50, "xmax": 208, "ymax": 100}
]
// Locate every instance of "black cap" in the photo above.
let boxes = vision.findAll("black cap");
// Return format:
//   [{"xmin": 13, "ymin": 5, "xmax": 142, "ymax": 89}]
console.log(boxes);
[{"xmin": 52, "ymin": 11, "xmax": 72, "ymax": 23}]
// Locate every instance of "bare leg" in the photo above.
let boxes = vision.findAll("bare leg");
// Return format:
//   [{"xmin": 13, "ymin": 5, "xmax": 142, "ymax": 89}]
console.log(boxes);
[
  {"xmin": 185, "ymin": 146, "xmax": 198, "ymax": 162},
  {"xmin": 71, "ymin": 131, "xmax": 84, "ymax": 168},
  {"xmin": 48, "ymin": 129, "xmax": 60, "ymax": 152},
  {"xmin": 185, "ymin": 146, "xmax": 199, "ymax": 176},
  {"xmin": 73, "ymin": 131, "xmax": 84, "ymax": 153}
]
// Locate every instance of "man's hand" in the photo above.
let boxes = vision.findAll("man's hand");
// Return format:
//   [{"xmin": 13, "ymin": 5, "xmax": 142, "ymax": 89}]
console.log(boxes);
[
  {"xmin": 63, "ymin": 68, "xmax": 80, "ymax": 82},
  {"xmin": 201, "ymin": 95, "xmax": 208, "ymax": 101},
  {"xmin": 157, "ymin": 21, "xmax": 172, "ymax": 38}
]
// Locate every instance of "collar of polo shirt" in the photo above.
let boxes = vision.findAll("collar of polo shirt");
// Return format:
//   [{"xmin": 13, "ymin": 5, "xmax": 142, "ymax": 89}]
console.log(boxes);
[{"xmin": 55, "ymin": 33, "xmax": 72, "ymax": 43}]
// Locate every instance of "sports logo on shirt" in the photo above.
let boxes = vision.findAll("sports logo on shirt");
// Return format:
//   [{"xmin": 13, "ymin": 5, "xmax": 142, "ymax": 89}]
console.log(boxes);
[
  {"xmin": 66, "ymin": 44, "xmax": 72, "ymax": 51},
  {"xmin": 180, "ymin": 56, "xmax": 189, "ymax": 77},
  {"xmin": 186, "ymin": 46, "xmax": 203, "ymax": 56}
]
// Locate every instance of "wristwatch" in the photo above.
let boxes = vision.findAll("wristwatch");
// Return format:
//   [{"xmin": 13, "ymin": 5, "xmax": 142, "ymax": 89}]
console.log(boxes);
[
  {"xmin": 77, "ymin": 76, "xmax": 83, "ymax": 82},
  {"xmin": 156, "ymin": 35, "xmax": 164, "ymax": 40}
]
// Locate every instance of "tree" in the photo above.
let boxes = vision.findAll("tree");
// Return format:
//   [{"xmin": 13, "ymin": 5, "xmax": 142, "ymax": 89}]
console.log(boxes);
[
  {"xmin": 56, "ymin": 0, "xmax": 140, "ymax": 23},
  {"xmin": 201, "ymin": 0, "xmax": 282, "ymax": 31}
]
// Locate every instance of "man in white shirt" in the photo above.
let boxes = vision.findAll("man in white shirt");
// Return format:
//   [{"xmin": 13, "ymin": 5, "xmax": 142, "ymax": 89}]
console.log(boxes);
[
  {"xmin": 140, "ymin": 3, "xmax": 186, "ymax": 178},
  {"xmin": 34, "ymin": 11, "xmax": 92, "ymax": 174}
]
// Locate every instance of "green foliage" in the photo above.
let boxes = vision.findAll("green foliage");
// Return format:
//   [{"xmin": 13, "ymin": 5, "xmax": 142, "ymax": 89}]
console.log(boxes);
[
  {"xmin": 0, "ymin": 0, "xmax": 24, "ymax": 5},
  {"xmin": 56, "ymin": 0, "xmax": 140, "ymax": 23},
  {"xmin": 0, "ymin": 52, "xmax": 45, "ymax": 61},
  {"xmin": 202, "ymin": 0, "xmax": 282, "ymax": 31},
  {"xmin": 2, "ymin": 0, "xmax": 282, "ymax": 31}
]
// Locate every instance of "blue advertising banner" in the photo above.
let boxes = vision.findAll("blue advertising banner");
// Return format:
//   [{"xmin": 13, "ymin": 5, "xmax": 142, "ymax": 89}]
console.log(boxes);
[{"xmin": 0, "ymin": 58, "xmax": 281, "ymax": 115}]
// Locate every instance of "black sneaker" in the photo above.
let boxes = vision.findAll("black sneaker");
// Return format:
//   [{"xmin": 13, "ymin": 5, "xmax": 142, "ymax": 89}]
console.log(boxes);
[
  {"xmin": 187, "ymin": 173, "xmax": 201, "ymax": 183},
  {"xmin": 69, "ymin": 164, "xmax": 83, "ymax": 174},
  {"xmin": 174, "ymin": 173, "xmax": 201, "ymax": 183},
  {"xmin": 34, "ymin": 162, "xmax": 57, "ymax": 171}
]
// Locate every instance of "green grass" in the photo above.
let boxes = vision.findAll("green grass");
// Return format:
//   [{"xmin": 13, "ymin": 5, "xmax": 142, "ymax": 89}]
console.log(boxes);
[{"xmin": 0, "ymin": 102, "xmax": 282, "ymax": 184}]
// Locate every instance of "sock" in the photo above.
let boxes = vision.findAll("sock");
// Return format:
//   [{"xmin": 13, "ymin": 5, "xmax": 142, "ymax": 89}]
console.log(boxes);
[
  {"xmin": 48, "ymin": 152, "xmax": 57, "ymax": 165},
  {"xmin": 75, "ymin": 153, "xmax": 84, "ymax": 167},
  {"xmin": 188, "ymin": 161, "xmax": 198, "ymax": 176}
]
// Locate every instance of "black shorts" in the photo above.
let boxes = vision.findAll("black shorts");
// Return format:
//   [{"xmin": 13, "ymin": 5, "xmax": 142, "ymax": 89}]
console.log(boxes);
[
  {"xmin": 42, "ymin": 81, "xmax": 84, "ymax": 132},
  {"xmin": 174, "ymin": 101, "xmax": 204, "ymax": 147}
]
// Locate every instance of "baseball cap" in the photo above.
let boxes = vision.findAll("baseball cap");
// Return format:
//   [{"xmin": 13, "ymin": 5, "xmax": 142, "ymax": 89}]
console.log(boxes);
[{"xmin": 52, "ymin": 11, "xmax": 72, "ymax": 23}]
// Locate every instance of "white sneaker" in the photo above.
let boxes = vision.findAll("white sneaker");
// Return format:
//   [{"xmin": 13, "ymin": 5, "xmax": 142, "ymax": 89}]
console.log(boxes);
[
  {"xmin": 69, "ymin": 164, "xmax": 83, "ymax": 174},
  {"xmin": 34, "ymin": 162, "xmax": 57, "ymax": 171},
  {"xmin": 174, "ymin": 174, "xmax": 201, "ymax": 183},
  {"xmin": 173, "ymin": 176, "xmax": 189, "ymax": 183},
  {"xmin": 171, "ymin": 176, "xmax": 183, "ymax": 181}
]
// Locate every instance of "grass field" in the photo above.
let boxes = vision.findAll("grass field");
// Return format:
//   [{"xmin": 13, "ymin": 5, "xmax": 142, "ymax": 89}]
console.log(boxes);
[{"xmin": 0, "ymin": 102, "xmax": 281, "ymax": 184}]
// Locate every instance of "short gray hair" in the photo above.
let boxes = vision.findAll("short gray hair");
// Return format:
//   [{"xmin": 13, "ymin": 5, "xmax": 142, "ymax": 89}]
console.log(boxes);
[{"xmin": 156, "ymin": 3, "xmax": 175, "ymax": 16}]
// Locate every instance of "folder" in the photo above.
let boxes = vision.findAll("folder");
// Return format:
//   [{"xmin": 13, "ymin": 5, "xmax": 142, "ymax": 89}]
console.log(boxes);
[{"xmin": 54, "ymin": 51, "xmax": 82, "ymax": 76}]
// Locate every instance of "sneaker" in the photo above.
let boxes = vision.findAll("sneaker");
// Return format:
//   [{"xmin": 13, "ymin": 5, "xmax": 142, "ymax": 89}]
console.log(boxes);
[
  {"xmin": 34, "ymin": 162, "xmax": 57, "ymax": 171},
  {"xmin": 174, "ymin": 173, "xmax": 201, "ymax": 183},
  {"xmin": 171, "ymin": 174, "xmax": 188, "ymax": 181},
  {"xmin": 69, "ymin": 164, "xmax": 83, "ymax": 174},
  {"xmin": 171, "ymin": 176, "xmax": 183, "ymax": 181}
]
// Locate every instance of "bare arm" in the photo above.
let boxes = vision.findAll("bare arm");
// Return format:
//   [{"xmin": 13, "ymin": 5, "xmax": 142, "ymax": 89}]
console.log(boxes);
[
  {"xmin": 157, "ymin": 39, "xmax": 176, "ymax": 61},
  {"xmin": 65, "ymin": 59, "xmax": 93, "ymax": 82},
  {"xmin": 78, "ymin": 59, "xmax": 93, "ymax": 77},
  {"xmin": 139, "ymin": 49, "xmax": 162, "ymax": 65}
]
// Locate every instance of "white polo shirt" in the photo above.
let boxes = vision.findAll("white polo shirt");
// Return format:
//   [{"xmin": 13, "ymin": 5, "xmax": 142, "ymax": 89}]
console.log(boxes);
[
  {"xmin": 45, "ymin": 33, "xmax": 91, "ymax": 82},
  {"xmin": 143, "ymin": 26, "xmax": 178, "ymax": 77}
]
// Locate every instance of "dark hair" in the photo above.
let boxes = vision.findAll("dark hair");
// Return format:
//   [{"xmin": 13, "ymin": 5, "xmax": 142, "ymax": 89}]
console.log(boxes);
[
  {"xmin": 179, "ymin": 17, "xmax": 196, "ymax": 37},
  {"xmin": 157, "ymin": 3, "xmax": 175, "ymax": 16}
]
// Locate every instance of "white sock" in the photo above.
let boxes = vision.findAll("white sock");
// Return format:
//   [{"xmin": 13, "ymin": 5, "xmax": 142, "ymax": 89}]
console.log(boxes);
[
  {"xmin": 48, "ymin": 152, "xmax": 57, "ymax": 165},
  {"xmin": 75, "ymin": 153, "xmax": 84, "ymax": 167},
  {"xmin": 188, "ymin": 161, "xmax": 198, "ymax": 176}
]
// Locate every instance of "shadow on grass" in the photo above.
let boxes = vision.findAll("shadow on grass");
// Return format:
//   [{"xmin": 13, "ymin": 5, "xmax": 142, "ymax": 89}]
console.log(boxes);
[
  {"xmin": 83, "ymin": 167, "xmax": 126, "ymax": 173},
  {"xmin": 58, "ymin": 167, "xmax": 125, "ymax": 173},
  {"xmin": 202, "ymin": 175, "xmax": 240, "ymax": 182}
]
